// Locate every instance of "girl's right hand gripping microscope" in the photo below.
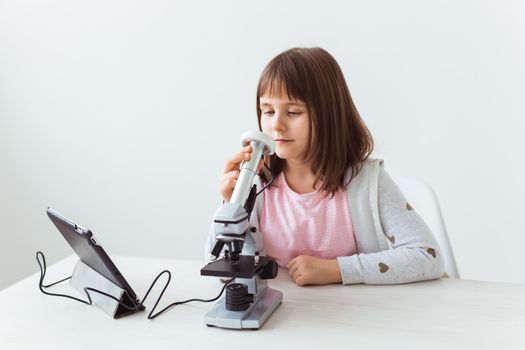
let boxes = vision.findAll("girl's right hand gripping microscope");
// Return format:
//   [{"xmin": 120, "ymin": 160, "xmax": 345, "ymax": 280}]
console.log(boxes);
[{"xmin": 200, "ymin": 130, "xmax": 282, "ymax": 330}]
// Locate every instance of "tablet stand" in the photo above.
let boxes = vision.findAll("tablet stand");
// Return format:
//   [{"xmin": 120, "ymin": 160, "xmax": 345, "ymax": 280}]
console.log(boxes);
[{"xmin": 70, "ymin": 260, "xmax": 142, "ymax": 318}]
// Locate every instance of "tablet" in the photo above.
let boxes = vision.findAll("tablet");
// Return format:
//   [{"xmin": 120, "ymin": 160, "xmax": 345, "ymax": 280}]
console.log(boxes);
[{"xmin": 46, "ymin": 207, "xmax": 142, "ymax": 305}]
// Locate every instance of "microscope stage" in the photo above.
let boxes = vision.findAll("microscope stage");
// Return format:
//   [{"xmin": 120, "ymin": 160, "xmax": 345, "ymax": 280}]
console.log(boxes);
[{"xmin": 200, "ymin": 255, "xmax": 267, "ymax": 278}]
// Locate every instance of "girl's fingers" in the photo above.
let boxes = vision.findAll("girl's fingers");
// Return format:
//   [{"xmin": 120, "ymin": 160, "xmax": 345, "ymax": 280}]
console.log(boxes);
[
  {"xmin": 220, "ymin": 147, "xmax": 252, "ymax": 201},
  {"xmin": 287, "ymin": 259, "xmax": 297, "ymax": 275},
  {"xmin": 223, "ymin": 147, "xmax": 253, "ymax": 173},
  {"xmin": 223, "ymin": 154, "xmax": 243, "ymax": 173},
  {"xmin": 220, "ymin": 173, "xmax": 239, "ymax": 200},
  {"xmin": 287, "ymin": 256, "xmax": 296, "ymax": 270},
  {"xmin": 221, "ymin": 170, "xmax": 240, "ymax": 184},
  {"xmin": 226, "ymin": 177, "xmax": 237, "ymax": 189},
  {"xmin": 289, "ymin": 262, "xmax": 301, "ymax": 283}
]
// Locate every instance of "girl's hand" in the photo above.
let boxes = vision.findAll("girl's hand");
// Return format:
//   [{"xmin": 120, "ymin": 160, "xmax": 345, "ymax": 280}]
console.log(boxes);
[
  {"xmin": 287, "ymin": 255, "xmax": 343, "ymax": 286},
  {"xmin": 220, "ymin": 145, "xmax": 264, "ymax": 202}
]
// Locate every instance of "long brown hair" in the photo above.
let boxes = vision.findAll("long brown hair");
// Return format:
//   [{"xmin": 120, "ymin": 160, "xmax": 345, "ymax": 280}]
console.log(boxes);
[{"xmin": 256, "ymin": 47, "xmax": 374, "ymax": 197}]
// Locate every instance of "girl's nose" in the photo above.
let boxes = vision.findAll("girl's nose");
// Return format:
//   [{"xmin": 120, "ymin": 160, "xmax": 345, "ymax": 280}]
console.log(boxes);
[{"xmin": 272, "ymin": 112, "xmax": 286, "ymax": 131}]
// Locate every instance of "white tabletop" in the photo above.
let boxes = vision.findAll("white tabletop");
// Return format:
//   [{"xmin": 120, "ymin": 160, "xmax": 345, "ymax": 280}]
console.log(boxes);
[{"xmin": 1, "ymin": 255, "xmax": 524, "ymax": 350}]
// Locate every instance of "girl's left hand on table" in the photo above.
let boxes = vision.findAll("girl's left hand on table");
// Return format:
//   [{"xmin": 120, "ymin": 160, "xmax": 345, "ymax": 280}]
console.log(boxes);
[{"xmin": 287, "ymin": 255, "xmax": 343, "ymax": 286}]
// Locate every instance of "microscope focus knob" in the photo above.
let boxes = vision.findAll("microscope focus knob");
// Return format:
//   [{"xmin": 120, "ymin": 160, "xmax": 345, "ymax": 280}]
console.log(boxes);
[{"xmin": 259, "ymin": 260, "xmax": 278, "ymax": 280}]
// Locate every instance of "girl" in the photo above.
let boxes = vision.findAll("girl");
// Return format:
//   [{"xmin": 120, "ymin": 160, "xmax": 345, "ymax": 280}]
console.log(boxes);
[{"xmin": 210, "ymin": 47, "xmax": 444, "ymax": 286}]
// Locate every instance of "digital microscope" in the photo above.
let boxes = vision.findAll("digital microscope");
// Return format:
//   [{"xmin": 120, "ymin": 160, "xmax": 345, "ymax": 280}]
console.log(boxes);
[{"xmin": 200, "ymin": 130, "xmax": 282, "ymax": 329}]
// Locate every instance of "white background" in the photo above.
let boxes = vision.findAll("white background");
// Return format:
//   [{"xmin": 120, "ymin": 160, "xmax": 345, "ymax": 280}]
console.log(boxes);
[{"xmin": 1, "ymin": 0, "xmax": 524, "ymax": 290}]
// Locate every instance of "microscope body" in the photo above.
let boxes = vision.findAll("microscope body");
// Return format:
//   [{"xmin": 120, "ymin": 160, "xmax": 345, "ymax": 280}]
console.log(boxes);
[{"xmin": 200, "ymin": 130, "xmax": 282, "ymax": 329}]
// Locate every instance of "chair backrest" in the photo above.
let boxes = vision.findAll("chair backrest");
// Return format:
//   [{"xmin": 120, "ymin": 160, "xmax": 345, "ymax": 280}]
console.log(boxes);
[{"xmin": 390, "ymin": 174, "xmax": 460, "ymax": 278}]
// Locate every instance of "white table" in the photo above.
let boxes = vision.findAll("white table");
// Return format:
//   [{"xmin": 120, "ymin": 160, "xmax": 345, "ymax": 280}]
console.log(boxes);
[{"xmin": 1, "ymin": 255, "xmax": 524, "ymax": 350}]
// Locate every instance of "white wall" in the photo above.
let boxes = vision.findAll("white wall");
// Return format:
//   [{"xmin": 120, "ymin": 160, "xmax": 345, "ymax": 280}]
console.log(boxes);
[{"xmin": 1, "ymin": 0, "xmax": 524, "ymax": 290}]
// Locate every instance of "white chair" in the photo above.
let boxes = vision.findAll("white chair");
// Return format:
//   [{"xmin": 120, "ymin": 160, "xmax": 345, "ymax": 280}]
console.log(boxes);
[{"xmin": 391, "ymin": 175, "xmax": 460, "ymax": 279}]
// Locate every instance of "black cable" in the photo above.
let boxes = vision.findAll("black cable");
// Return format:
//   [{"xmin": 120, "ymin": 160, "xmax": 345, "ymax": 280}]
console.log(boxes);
[
  {"xmin": 36, "ymin": 251, "xmax": 234, "ymax": 319},
  {"xmin": 146, "ymin": 277, "xmax": 232, "ymax": 319},
  {"xmin": 37, "ymin": 251, "xmax": 91, "ymax": 305},
  {"xmin": 256, "ymin": 162, "xmax": 275, "ymax": 196}
]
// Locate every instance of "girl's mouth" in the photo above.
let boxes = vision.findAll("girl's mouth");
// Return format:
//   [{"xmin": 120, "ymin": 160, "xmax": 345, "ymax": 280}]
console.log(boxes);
[{"xmin": 275, "ymin": 140, "xmax": 293, "ymax": 144}]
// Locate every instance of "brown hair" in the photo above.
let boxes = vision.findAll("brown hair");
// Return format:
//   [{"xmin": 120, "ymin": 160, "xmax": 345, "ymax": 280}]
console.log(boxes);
[{"xmin": 256, "ymin": 47, "xmax": 374, "ymax": 197}]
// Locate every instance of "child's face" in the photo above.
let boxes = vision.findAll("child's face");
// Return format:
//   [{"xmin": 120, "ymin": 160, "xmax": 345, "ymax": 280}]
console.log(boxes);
[{"xmin": 260, "ymin": 93, "xmax": 311, "ymax": 163}]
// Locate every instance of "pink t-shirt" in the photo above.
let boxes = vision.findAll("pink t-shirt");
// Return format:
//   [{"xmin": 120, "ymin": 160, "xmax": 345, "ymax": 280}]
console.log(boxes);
[{"xmin": 259, "ymin": 172, "xmax": 358, "ymax": 268}]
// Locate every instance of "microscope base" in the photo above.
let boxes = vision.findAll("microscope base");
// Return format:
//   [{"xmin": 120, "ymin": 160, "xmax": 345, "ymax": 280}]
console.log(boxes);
[{"xmin": 204, "ymin": 287, "xmax": 282, "ymax": 329}]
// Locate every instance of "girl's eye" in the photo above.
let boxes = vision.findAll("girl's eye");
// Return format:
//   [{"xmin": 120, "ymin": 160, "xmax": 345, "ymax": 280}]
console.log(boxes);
[
  {"xmin": 288, "ymin": 111, "xmax": 302, "ymax": 116},
  {"xmin": 263, "ymin": 111, "xmax": 275, "ymax": 116}
]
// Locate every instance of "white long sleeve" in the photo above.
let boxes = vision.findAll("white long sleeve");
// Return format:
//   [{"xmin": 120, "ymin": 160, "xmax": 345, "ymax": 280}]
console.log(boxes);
[{"xmin": 337, "ymin": 168, "xmax": 445, "ymax": 284}]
